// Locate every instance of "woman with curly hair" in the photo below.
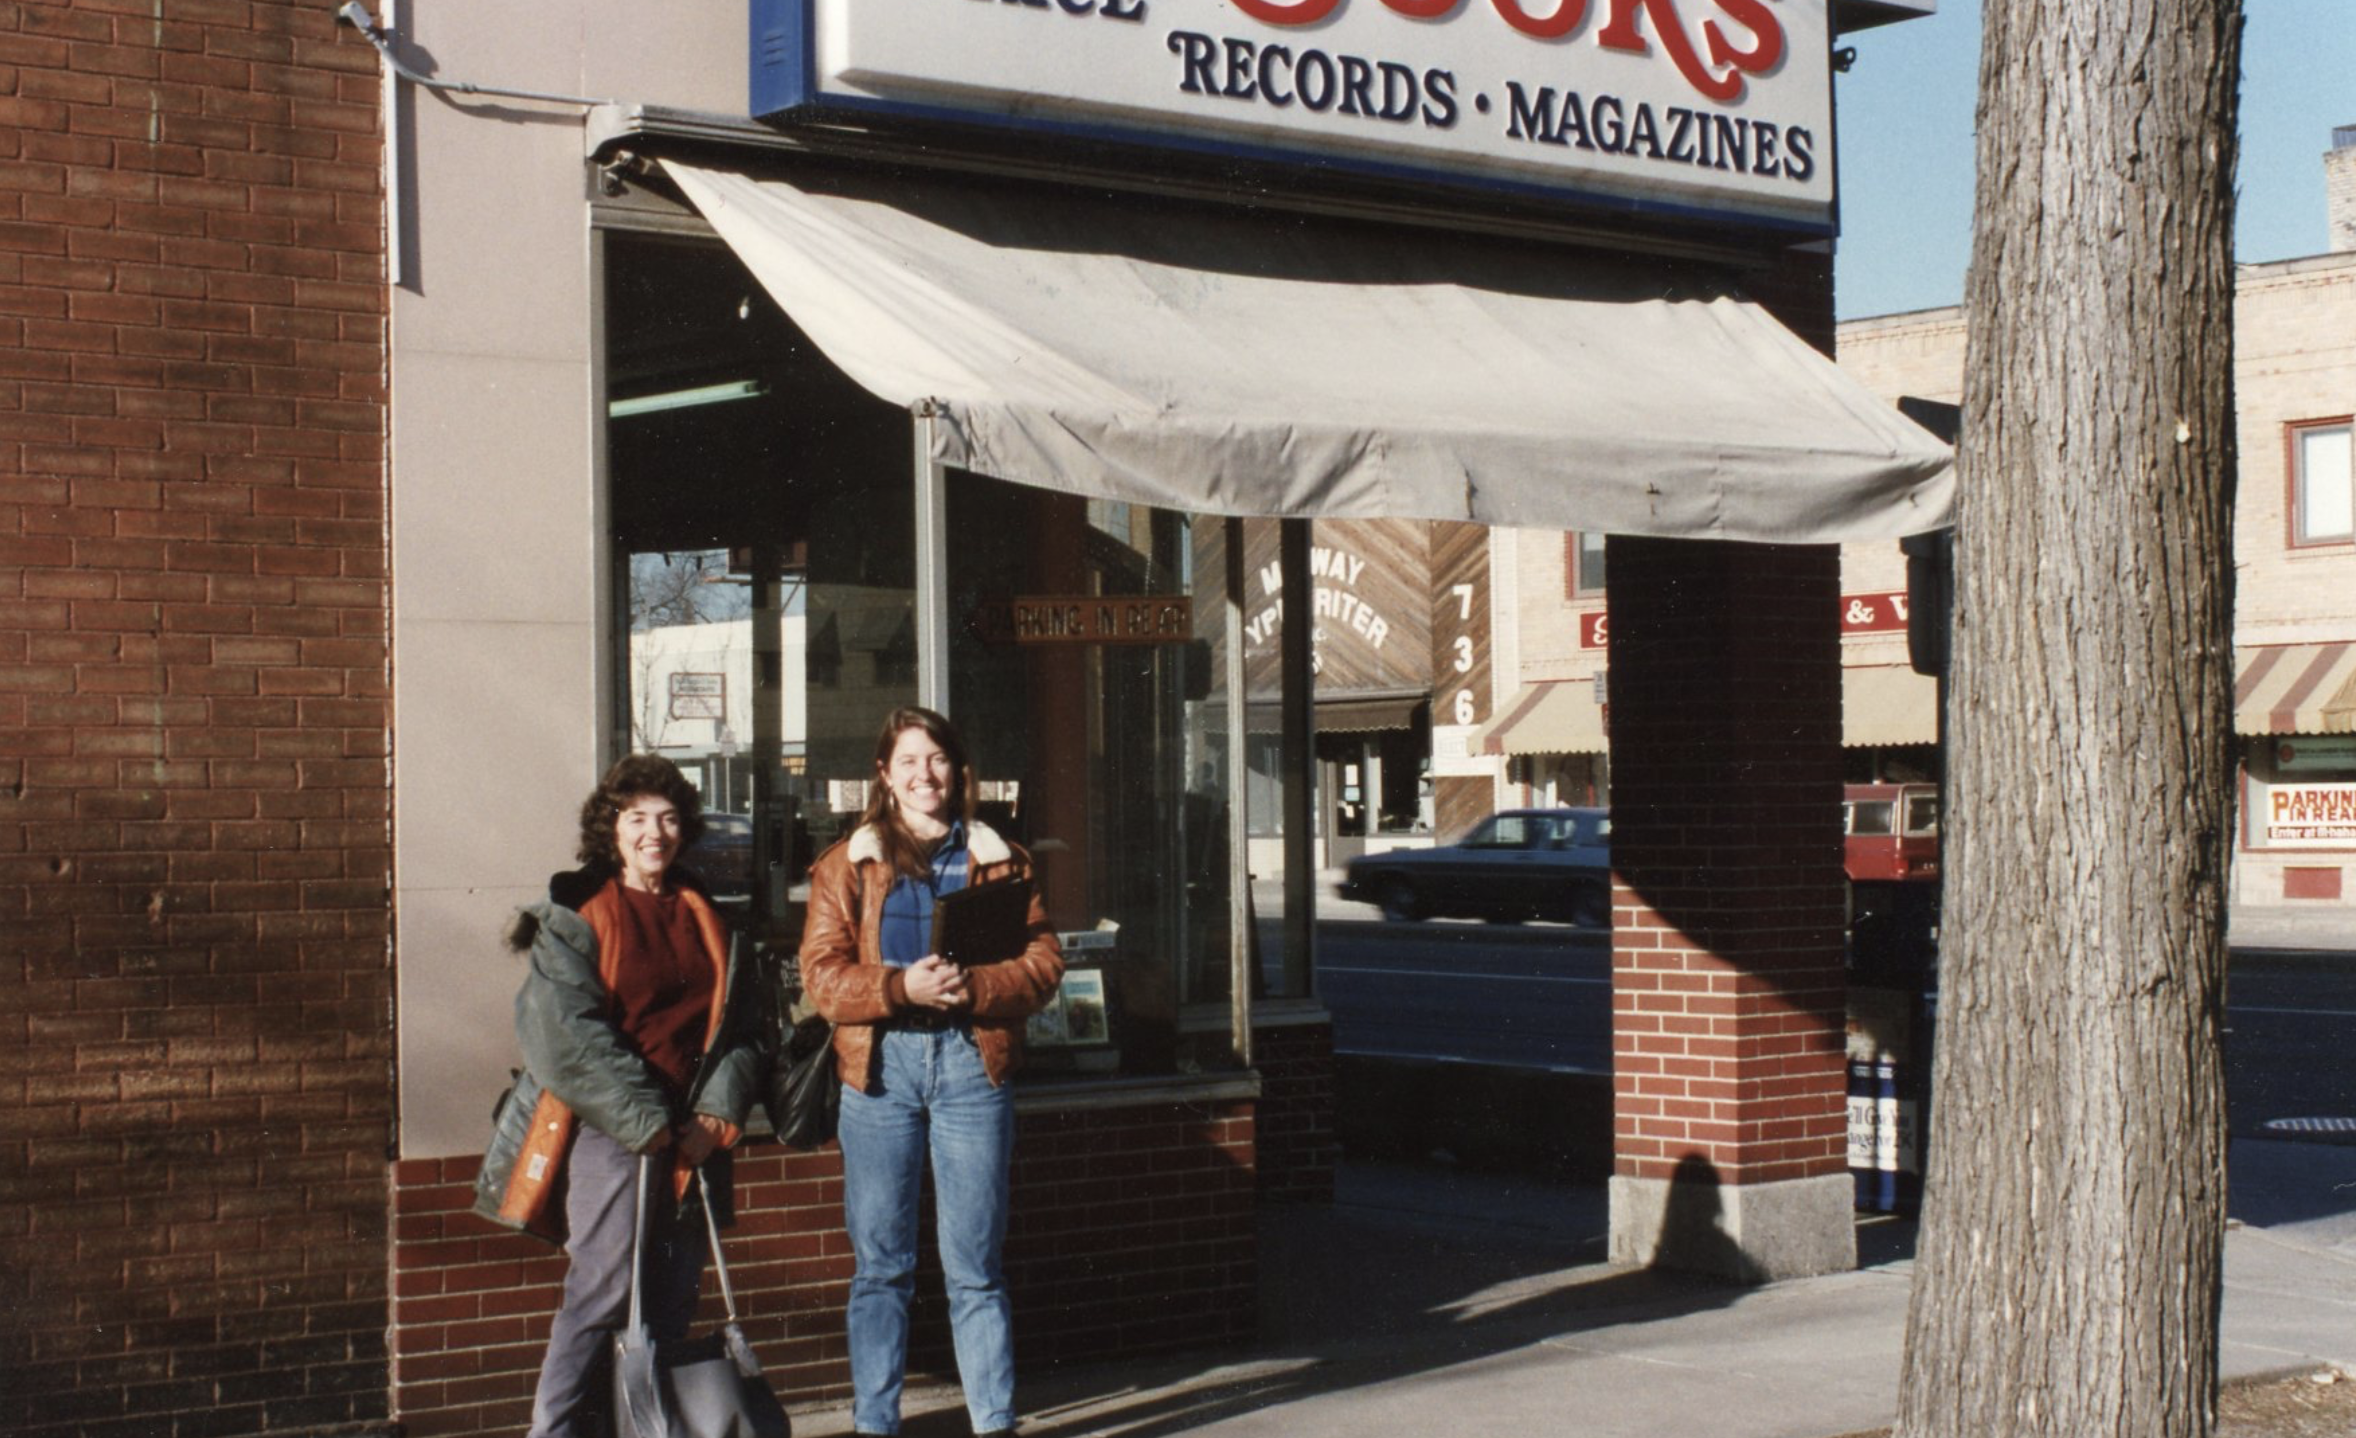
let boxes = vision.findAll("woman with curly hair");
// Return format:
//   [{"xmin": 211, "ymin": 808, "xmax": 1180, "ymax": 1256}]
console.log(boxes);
[
  {"xmin": 801, "ymin": 707, "xmax": 1064, "ymax": 1438},
  {"xmin": 473, "ymin": 753, "xmax": 761, "ymax": 1438}
]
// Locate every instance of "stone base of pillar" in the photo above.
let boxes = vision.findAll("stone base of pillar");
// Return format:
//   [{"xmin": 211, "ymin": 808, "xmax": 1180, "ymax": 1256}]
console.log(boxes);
[{"xmin": 1608, "ymin": 1173, "xmax": 1857, "ymax": 1283}]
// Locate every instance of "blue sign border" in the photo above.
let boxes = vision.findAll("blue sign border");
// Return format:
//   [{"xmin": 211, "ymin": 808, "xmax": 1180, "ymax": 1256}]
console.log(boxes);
[{"xmin": 748, "ymin": 0, "xmax": 1840, "ymax": 241}]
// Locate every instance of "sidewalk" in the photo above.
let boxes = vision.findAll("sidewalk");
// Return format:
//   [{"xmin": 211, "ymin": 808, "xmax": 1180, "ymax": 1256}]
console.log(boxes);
[
  {"xmin": 797, "ymin": 1141, "xmax": 2356, "ymax": 1438},
  {"xmin": 2229, "ymin": 902, "xmax": 2354, "ymax": 957}
]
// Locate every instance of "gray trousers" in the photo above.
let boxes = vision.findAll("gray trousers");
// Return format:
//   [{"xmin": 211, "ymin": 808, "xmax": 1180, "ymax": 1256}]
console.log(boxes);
[{"xmin": 527, "ymin": 1126, "xmax": 708, "ymax": 1438}]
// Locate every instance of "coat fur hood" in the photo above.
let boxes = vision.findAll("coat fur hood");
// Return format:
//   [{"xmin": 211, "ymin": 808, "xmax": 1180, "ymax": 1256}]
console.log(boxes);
[
  {"xmin": 503, "ymin": 865, "xmax": 708, "ymax": 953},
  {"xmin": 844, "ymin": 818, "xmax": 1014, "ymax": 870}
]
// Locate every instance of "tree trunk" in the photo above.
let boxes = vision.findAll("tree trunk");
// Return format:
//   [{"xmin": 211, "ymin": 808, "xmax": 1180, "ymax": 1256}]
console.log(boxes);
[{"xmin": 1894, "ymin": 3, "xmax": 2242, "ymax": 1436}]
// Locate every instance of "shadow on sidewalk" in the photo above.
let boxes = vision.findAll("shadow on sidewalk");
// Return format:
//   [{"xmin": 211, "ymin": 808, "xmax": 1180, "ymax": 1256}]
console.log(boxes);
[{"xmin": 990, "ymin": 1159, "xmax": 1780, "ymax": 1438}]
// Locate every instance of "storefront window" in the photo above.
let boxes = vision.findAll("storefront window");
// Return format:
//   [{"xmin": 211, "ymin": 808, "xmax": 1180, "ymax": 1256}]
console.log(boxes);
[
  {"xmin": 1568, "ymin": 530, "xmax": 1608, "ymax": 595},
  {"xmin": 2293, "ymin": 422, "xmax": 2354, "ymax": 545},
  {"xmin": 940, "ymin": 470, "xmax": 1241, "ymax": 1070},
  {"xmin": 605, "ymin": 230, "xmax": 917, "ymax": 944},
  {"xmin": 605, "ymin": 230, "xmax": 1247, "ymax": 1077}
]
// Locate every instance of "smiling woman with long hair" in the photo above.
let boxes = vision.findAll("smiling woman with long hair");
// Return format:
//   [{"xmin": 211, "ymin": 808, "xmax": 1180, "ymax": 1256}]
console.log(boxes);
[
  {"xmin": 473, "ymin": 753, "xmax": 762, "ymax": 1438},
  {"xmin": 799, "ymin": 707, "xmax": 1065, "ymax": 1438}
]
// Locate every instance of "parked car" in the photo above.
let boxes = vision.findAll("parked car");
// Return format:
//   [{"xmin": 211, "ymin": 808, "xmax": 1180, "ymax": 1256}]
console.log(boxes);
[
  {"xmin": 1337, "ymin": 807, "xmax": 1610, "ymax": 926},
  {"xmin": 694, "ymin": 811, "xmax": 757, "ymax": 901},
  {"xmin": 1843, "ymin": 783, "xmax": 1940, "ymax": 884}
]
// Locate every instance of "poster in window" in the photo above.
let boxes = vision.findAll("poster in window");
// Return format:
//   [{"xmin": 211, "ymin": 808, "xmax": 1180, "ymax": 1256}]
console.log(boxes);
[{"xmin": 1027, "ymin": 967, "xmax": 1111, "ymax": 1049}]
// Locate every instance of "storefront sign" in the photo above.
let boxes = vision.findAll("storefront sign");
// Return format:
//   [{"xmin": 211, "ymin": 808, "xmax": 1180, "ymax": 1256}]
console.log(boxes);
[
  {"xmin": 982, "ymin": 595, "xmax": 1194, "ymax": 645},
  {"xmin": 1582, "ymin": 591, "xmax": 1901, "ymax": 648},
  {"xmin": 1841, "ymin": 591, "xmax": 1908, "ymax": 635},
  {"xmin": 2254, "ymin": 781, "xmax": 2356, "ymax": 847},
  {"xmin": 668, "ymin": 671, "xmax": 726, "ymax": 720},
  {"xmin": 751, "ymin": 0, "xmax": 1836, "ymax": 232},
  {"xmin": 2274, "ymin": 736, "xmax": 2356, "ymax": 774},
  {"xmin": 1238, "ymin": 529, "xmax": 1434, "ymax": 693},
  {"xmin": 1245, "ymin": 545, "xmax": 1396, "ymax": 654}
]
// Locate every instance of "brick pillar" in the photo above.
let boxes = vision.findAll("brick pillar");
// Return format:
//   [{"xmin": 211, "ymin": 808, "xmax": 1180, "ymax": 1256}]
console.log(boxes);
[
  {"xmin": 1603, "ymin": 537, "xmax": 1853, "ymax": 1282},
  {"xmin": 0, "ymin": 6, "xmax": 392, "ymax": 1433}
]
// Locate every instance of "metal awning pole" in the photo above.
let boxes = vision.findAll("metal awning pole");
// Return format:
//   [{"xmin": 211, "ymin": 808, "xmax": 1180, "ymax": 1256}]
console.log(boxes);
[
  {"xmin": 1280, "ymin": 517, "xmax": 1316, "ymax": 998},
  {"xmin": 1226, "ymin": 516, "xmax": 1253, "ymax": 1066},
  {"xmin": 913, "ymin": 405, "xmax": 951, "ymax": 714}
]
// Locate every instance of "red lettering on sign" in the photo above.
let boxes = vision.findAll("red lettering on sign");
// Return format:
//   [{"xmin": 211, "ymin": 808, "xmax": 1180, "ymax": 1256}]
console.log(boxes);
[
  {"xmin": 1598, "ymin": 0, "xmax": 1779, "ymax": 104},
  {"xmin": 1702, "ymin": 0, "xmax": 1784, "ymax": 75},
  {"xmin": 1231, "ymin": 0, "xmax": 1344, "ymax": 22},
  {"xmin": 1227, "ymin": 0, "xmax": 1788, "ymax": 104},
  {"xmin": 1491, "ymin": 0, "xmax": 1587, "ymax": 38},
  {"xmin": 1840, "ymin": 592, "xmax": 1910, "ymax": 635}
]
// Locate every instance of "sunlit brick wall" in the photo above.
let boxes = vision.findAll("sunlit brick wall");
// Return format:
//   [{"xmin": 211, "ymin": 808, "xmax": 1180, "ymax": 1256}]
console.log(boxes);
[
  {"xmin": 389, "ymin": 1098, "xmax": 1260, "ymax": 1436},
  {"xmin": 0, "ymin": 4, "xmax": 390, "ymax": 1434},
  {"xmin": 1604, "ymin": 538, "xmax": 1849, "ymax": 1188}
]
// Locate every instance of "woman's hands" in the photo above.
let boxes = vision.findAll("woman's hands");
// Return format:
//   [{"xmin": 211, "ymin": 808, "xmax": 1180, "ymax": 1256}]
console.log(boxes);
[
  {"xmin": 676, "ymin": 1113, "xmax": 732, "ymax": 1166},
  {"xmin": 639, "ymin": 1114, "xmax": 732, "ymax": 1165},
  {"xmin": 901, "ymin": 955, "xmax": 971, "ymax": 1011}
]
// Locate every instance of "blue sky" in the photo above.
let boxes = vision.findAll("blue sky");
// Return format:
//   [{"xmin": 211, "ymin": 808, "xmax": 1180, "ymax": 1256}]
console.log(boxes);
[{"xmin": 1833, "ymin": 0, "xmax": 2356, "ymax": 319}]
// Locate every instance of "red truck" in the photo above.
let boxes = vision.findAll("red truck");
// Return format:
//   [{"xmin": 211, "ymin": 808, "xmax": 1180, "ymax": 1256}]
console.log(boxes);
[{"xmin": 1843, "ymin": 782, "xmax": 1940, "ymax": 884}]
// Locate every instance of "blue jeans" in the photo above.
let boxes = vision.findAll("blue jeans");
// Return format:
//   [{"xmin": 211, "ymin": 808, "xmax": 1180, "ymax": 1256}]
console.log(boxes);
[{"xmin": 838, "ymin": 1026, "xmax": 1016, "ymax": 1435}]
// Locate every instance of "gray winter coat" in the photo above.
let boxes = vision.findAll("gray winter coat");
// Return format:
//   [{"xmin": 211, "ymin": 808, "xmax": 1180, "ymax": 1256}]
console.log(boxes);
[{"xmin": 472, "ymin": 868, "xmax": 760, "ymax": 1242}]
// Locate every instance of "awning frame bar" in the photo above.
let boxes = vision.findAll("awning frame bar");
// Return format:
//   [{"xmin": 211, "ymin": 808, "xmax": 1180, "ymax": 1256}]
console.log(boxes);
[{"xmin": 585, "ymin": 103, "xmax": 1790, "ymax": 268}]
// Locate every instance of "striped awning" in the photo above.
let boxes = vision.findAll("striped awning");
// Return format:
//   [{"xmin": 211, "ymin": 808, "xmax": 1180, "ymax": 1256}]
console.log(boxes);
[
  {"xmin": 2236, "ymin": 643, "xmax": 2356, "ymax": 735},
  {"xmin": 1843, "ymin": 664, "xmax": 1939, "ymax": 748},
  {"xmin": 1473, "ymin": 682, "xmax": 1608, "ymax": 757}
]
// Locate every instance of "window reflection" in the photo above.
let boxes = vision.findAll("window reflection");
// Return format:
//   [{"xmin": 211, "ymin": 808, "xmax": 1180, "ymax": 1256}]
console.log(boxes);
[{"xmin": 606, "ymin": 231, "xmax": 1245, "ymax": 1080}]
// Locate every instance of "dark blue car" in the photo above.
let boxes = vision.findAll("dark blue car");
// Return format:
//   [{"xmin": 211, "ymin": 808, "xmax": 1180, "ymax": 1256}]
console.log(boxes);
[{"xmin": 1337, "ymin": 807, "xmax": 1611, "ymax": 927}]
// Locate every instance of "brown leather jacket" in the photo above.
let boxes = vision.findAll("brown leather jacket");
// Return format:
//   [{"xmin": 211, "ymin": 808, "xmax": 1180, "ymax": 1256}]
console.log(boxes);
[{"xmin": 800, "ymin": 820, "xmax": 1064, "ymax": 1090}]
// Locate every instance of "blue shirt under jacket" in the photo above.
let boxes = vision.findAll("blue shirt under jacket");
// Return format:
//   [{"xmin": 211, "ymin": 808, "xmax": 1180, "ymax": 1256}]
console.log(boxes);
[{"xmin": 876, "ymin": 820, "xmax": 971, "ymax": 967}]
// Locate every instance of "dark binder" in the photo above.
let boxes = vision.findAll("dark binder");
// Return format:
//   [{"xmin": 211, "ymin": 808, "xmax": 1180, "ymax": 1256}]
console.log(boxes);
[{"xmin": 929, "ymin": 875, "xmax": 1034, "ymax": 967}]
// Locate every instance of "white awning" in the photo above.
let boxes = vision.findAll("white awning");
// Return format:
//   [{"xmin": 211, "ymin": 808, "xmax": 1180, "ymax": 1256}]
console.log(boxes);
[
  {"xmin": 665, "ymin": 163, "xmax": 1953, "ymax": 543},
  {"xmin": 1474, "ymin": 682, "xmax": 1609, "ymax": 757},
  {"xmin": 1842, "ymin": 663, "xmax": 1939, "ymax": 748},
  {"xmin": 1476, "ymin": 667, "xmax": 1936, "ymax": 755}
]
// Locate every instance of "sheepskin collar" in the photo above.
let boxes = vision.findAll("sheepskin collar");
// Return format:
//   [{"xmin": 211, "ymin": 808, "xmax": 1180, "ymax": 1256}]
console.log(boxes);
[{"xmin": 846, "ymin": 819, "xmax": 1012, "ymax": 869}]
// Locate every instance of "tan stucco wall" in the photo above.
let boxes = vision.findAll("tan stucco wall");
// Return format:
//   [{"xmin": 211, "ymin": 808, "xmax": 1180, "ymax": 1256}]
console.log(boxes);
[
  {"xmin": 1834, "ymin": 256, "xmax": 2356, "ymax": 905},
  {"xmin": 1833, "ymin": 260, "xmax": 2356, "ymax": 645},
  {"xmin": 2232, "ymin": 255, "xmax": 2356, "ymax": 646},
  {"xmin": 391, "ymin": 10, "xmax": 745, "ymax": 1157},
  {"xmin": 1511, "ymin": 528, "xmax": 1607, "ymax": 687},
  {"xmin": 1833, "ymin": 307, "xmax": 1957, "ymax": 641}
]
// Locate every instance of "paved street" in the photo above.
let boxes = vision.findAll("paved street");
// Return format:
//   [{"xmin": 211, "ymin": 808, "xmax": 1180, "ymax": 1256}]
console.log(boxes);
[
  {"xmin": 1271, "ymin": 881, "xmax": 2356, "ymax": 1149},
  {"xmin": 2227, "ymin": 958, "xmax": 2356, "ymax": 1140},
  {"xmin": 1314, "ymin": 919, "xmax": 1613, "ymax": 1074}
]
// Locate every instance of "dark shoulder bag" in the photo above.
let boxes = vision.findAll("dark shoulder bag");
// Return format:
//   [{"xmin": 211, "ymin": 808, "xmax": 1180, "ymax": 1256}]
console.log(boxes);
[
  {"xmin": 760, "ymin": 917, "xmax": 840, "ymax": 1150},
  {"xmin": 767, "ymin": 1002, "xmax": 839, "ymax": 1149}
]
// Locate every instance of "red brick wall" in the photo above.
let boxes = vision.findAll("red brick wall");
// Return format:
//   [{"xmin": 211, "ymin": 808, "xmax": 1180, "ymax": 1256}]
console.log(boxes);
[
  {"xmin": 1604, "ymin": 537, "xmax": 1848, "ymax": 1187},
  {"xmin": 390, "ymin": 1098, "xmax": 1259, "ymax": 1436},
  {"xmin": 0, "ymin": 4, "xmax": 390, "ymax": 1435},
  {"xmin": 1252, "ymin": 1022, "xmax": 1337, "ymax": 1205}
]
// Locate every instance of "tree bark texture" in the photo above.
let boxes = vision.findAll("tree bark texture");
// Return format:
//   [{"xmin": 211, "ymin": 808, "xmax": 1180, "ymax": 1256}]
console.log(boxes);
[{"xmin": 1894, "ymin": 3, "xmax": 2241, "ymax": 1437}]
